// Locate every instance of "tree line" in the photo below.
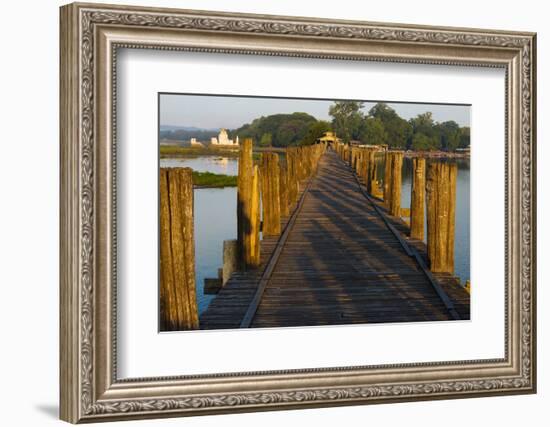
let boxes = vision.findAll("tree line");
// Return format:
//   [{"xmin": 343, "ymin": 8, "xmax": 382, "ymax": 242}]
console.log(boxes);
[
  {"xmin": 329, "ymin": 101, "xmax": 470, "ymax": 151},
  {"xmin": 230, "ymin": 112, "xmax": 331, "ymax": 148},
  {"xmin": 161, "ymin": 101, "xmax": 470, "ymax": 151}
]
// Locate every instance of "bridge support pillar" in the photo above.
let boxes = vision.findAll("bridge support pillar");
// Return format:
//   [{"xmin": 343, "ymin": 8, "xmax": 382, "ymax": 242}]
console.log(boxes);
[
  {"xmin": 222, "ymin": 239, "xmax": 239, "ymax": 285},
  {"xmin": 159, "ymin": 167, "xmax": 199, "ymax": 331},
  {"xmin": 388, "ymin": 151, "xmax": 404, "ymax": 216},
  {"xmin": 426, "ymin": 162, "xmax": 457, "ymax": 273},
  {"xmin": 366, "ymin": 149, "xmax": 377, "ymax": 194},
  {"xmin": 279, "ymin": 164, "xmax": 289, "ymax": 217},
  {"xmin": 286, "ymin": 148, "xmax": 299, "ymax": 206},
  {"xmin": 238, "ymin": 138, "xmax": 261, "ymax": 269},
  {"xmin": 261, "ymin": 153, "xmax": 281, "ymax": 236},
  {"xmin": 410, "ymin": 157, "xmax": 426, "ymax": 240}
]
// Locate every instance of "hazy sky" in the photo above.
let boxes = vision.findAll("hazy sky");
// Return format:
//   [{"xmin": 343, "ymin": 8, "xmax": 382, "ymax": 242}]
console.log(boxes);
[{"xmin": 160, "ymin": 93, "xmax": 470, "ymax": 129}]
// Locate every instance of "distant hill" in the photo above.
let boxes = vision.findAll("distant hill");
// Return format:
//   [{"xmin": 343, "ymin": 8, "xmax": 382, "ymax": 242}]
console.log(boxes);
[
  {"xmin": 159, "ymin": 125, "xmax": 221, "ymax": 142},
  {"xmin": 160, "ymin": 125, "xmax": 220, "ymax": 132}
]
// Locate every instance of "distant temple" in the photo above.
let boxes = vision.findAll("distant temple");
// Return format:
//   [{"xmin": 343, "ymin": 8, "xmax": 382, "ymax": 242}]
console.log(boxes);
[{"xmin": 210, "ymin": 129, "xmax": 239, "ymax": 147}]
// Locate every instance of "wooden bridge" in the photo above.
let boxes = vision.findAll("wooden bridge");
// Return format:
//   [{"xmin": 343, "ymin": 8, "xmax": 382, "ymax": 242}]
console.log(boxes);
[{"xmin": 199, "ymin": 148, "xmax": 469, "ymax": 329}]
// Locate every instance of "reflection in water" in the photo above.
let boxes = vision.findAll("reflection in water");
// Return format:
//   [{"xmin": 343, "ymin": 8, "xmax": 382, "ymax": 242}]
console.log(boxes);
[
  {"xmin": 161, "ymin": 156, "xmax": 238, "ymax": 176},
  {"xmin": 193, "ymin": 187, "xmax": 237, "ymax": 313},
  {"xmin": 162, "ymin": 155, "xmax": 470, "ymax": 313}
]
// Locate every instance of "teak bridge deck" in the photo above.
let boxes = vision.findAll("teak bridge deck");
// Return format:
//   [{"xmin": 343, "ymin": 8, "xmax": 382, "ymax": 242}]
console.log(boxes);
[{"xmin": 200, "ymin": 150, "xmax": 470, "ymax": 329}]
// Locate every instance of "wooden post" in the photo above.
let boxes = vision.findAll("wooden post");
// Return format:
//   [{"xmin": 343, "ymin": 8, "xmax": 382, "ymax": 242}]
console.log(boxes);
[
  {"xmin": 238, "ymin": 138, "xmax": 261, "ymax": 269},
  {"xmin": 279, "ymin": 164, "xmax": 289, "ymax": 217},
  {"xmin": 426, "ymin": 162, "xmax": 457, "ymax": 273},
  {"xmin": 367, "ymin": 150, "xmax": 377, "ymax": 194},
  {"xmin": 222, "ymin": 239, "xmax": 238, "ymax": 285},
  {"xmin": 159, "ymin": 167, "xmax": 199, "ymax": 331},
  {"xmin": 351, "ymin": 147, "xmax": 360, "ymax": 172},
  {"xmin": 249, "ymin": 165, "xmax": 261, "ymax": 267},
  {"xmin": 389, "ymin": 151, "xmax": 403, "ymax": 216},
  {"xmin": 410, "ymin": 157, "xmax": 426, "ymax": 240},
  {"xmin": 260, "ymin": 153, "xmax": 281, "ymax": 236},
  {"xmin": 357, "ymin": 149, "xmax": 365, "ymax": 184},
  {"xmin": 383, "ymin": 151, "xmax": 392, "ymax": 208},
  {"xmin": 373, "ymin": 153, "xmax": 379, "ymax": 192},
  {"xmin": 286, "ymin": 148, "xmax": 298, "ymax": 206}
]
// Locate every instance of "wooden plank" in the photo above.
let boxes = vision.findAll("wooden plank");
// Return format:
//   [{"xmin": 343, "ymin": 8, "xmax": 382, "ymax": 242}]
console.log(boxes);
[{"xmin": 240, "ymin": 164, "xmax": 316, "ymax": 327}]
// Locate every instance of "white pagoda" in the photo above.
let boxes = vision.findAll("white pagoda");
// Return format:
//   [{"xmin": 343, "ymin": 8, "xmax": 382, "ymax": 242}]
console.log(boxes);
[{"xmin": 210, "ymin": 129, "xmax": 239, "ymax": 147}]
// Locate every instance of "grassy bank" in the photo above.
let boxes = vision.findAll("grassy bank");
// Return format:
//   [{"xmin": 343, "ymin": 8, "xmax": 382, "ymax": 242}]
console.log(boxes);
[
  {"xmin": 160, "ymin": 144, "xmax": 287, "ymax": 159},
  {"xmin": 160, "ymin": 145, "xmax": 240, "ymax": 158},
  {"xmin": 192, "ymin": 171, "xmax": 237, "ymax": 188}
]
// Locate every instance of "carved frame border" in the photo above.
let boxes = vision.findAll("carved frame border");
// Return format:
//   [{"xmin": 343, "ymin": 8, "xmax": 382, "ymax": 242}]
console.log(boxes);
[{"xmin": 60, "ymin": 2, "xmax": 536, "ymax": 423}]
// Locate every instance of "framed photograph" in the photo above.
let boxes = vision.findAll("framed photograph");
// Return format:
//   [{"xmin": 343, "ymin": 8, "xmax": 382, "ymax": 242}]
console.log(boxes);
[{"xmin": 60, "ymin": 2, "xmax": 536, "ymax": 423}]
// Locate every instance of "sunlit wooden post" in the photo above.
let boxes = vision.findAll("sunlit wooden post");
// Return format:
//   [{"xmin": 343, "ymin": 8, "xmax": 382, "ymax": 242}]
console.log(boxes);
[
  {"xmin": 426, "ymin": 162, "xmax": 457, "ymax": 273},
  {"xmin": 354, "ymin": 149, "xmax": 362, "ymax": 180},
  {"xmin": 410, "ymin": 157, "xmax": 426, "ymax": 240},
  {"xmin": 301, "ymin": 147, "xmax": 308, "ymax": 178},
  {"xmin": 388, "ymin": 151, "xmax": 403, "ymax": 216},
  {"xmin": 222, "ymin": 239, "xmax": 238, "ymax": 285},
  {"xmin": 260, "ymin": 153, "xmax": 281, "ymax": 236},
  {"xmin": 383, "ymin": 152, "xmax": 392, "ymax": 209},
  {"xmin": 286, "ymin": 148, "xmax": 298, "ymax": 206},
  {"xmin": 367, "ymin": 149, "xmax": 377, "ymax": 194},
  {"xmin": 249, "ymin": 165, "xmax": 261, "ymax": 267},
  {"xmin": 351, "ymin": 147, "xmax": 362, "ymax": 172},
  {"xmin": 159, "ymin": 167, "xmax": 199, "ymax": 331},
  {"xmin": 238, "ymin": 138, "xmax": 261, "ymax": 269},
  {"xmin": 357, "ymin": 148, "xmax": 364, "ymax": 182},
  {"xmin": 279, "ymin": 164, "xmax": 289, "ymax": 217}
]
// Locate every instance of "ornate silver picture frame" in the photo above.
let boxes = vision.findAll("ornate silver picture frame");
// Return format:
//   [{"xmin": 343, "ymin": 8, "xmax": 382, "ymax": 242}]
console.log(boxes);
[{"xmin": 60, "ymin": 2, "xmax": 536, "ymax": 423}]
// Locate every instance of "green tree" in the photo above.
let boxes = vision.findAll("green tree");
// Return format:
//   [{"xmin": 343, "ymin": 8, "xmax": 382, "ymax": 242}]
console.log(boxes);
[
  {"xmin": 458, "ymin": 126, "xmax": 470, "ymax": 148},
  {"xmin": 275, "ymin": 119, "xmax": 313, "ymax": 147},
  {"xmin": 437, "ymin": 120, "xmax": 461, "ymax": 151},
  {"xmin": 411, "ymin": 132, "xmax": 438, "ymax": 151},
  {"xmin": 409, "ymin": 112, "xmax": 440, "ymax": 150},
  {"xmin": 259, "ymin": 132, "xmax": 273, "ymax": 147},
  {"xmin": 301, "ymin": 120, "xmax": 332, "ymax": 146},
  {"xmin": 368, "ymin": 103, "xmax": 411, "ymax": 148},
  {"xmin": 328, "ymin": 101, "xmax": 364, "ymax": 143},
  {"xmin": 232, "ymin": 112, "xmax": 317, "ymax": 147},
  {"xmin": 359, "ymin": 117, "xmax": 387, "ymax": 145}
]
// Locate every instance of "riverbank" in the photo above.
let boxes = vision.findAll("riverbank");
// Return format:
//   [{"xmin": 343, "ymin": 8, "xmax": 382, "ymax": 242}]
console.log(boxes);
[
  {"xmin": 192, "ymin": 171, "xmax": 237, "ymax": 188},
  {"xmin": 160, "ymin": 144, "xmax": 287, "ymax": 159}
]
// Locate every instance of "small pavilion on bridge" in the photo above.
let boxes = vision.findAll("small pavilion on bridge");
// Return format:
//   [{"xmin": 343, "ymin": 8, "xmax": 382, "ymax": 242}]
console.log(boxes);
[{"xmin": 317, "ymin": 131, "xmax": 341, "ymax": 146}]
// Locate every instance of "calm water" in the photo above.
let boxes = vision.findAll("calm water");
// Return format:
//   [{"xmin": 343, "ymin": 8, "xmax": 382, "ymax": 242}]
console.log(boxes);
[
  {"xmin": 161, "ymin": 155, "xmax": 470, "ymax": 314},
  {"xmin": 161, "ymin": 156, "xmax": 239, "ymax": 175}
]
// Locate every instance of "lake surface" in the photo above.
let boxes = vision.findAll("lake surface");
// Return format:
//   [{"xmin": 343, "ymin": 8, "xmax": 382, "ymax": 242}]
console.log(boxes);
[
  {"xmin": 161, "ymin": 155, "xmax": 471, "ymax": 314},
  {"xmin": 161, "ymin": 156, "xmax": 239, "ymax": 176}
]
